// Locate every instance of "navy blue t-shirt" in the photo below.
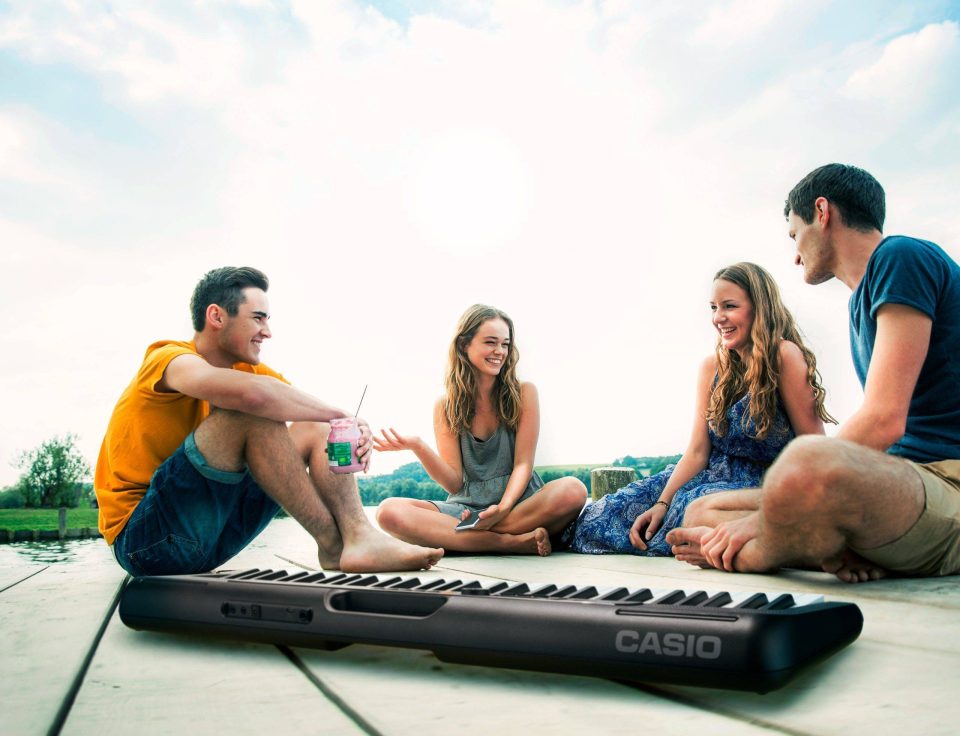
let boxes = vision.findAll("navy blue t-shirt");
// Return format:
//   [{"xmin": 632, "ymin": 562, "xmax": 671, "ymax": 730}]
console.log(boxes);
[{"xmin": 849, "ymin": 235, "xmax": 960, "ymax": 462}]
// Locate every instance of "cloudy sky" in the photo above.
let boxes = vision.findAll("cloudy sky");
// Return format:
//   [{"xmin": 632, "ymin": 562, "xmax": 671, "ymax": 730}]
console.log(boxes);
[{"xmin": 2, "ymin": 0, "xmax": 959, "ymax": 487}]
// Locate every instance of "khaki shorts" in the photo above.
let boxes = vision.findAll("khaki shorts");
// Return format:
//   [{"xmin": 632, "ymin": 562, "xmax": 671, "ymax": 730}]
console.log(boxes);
[{"xmin": 855, "ymin": 459, "xmax": 960, "ymax": 576}]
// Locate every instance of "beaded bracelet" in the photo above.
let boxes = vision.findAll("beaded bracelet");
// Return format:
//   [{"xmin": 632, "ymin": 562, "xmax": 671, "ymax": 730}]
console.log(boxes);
[{"xmin": 653, "ymin": 500, "xmax": 669, "ymax": 509}]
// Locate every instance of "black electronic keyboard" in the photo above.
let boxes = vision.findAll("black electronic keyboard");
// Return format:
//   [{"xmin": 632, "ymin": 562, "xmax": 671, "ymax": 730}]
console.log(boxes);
[{"xmin": 119, "ymin": 568, "xmax": 863, "ymax": 693}]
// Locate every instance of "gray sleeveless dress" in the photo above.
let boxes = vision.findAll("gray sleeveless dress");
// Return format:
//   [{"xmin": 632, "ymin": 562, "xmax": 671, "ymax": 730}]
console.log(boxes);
[{"xmin": 431, "ymin": 424, "xmax": 545, "ymax": 518}]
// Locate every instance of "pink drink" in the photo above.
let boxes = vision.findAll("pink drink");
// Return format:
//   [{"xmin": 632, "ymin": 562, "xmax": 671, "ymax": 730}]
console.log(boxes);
[{"xmin": 327, "ymin": 417, "xmax": 364, "ymax": 474}]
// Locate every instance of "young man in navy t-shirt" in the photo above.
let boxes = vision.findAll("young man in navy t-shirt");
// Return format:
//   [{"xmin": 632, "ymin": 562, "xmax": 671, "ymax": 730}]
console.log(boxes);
[{"xmin": 669, "ymin": 163, "xmax": 960, "ymax": 580}]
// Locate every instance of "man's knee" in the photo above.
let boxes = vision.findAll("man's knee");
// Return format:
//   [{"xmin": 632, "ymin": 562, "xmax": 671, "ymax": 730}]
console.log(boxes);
[
  {"xmin": 763, "ymin": 436, "xmax": 849, "ymax": 521},
  {"xmin": 289, "ymin": 421, "xmax": 331, "ymax": 458}
]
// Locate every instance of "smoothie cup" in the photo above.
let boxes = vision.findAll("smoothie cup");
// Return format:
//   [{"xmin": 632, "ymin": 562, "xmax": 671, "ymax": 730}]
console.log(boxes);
[{"xmin": 327, "ymin": 417, "xmax": 364, "ymax": 474}]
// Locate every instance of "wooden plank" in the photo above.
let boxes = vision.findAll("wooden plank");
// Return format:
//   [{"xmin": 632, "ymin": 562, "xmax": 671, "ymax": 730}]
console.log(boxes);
[
  {"xmin": 293, "ymin": 644, "xmax": 779, "ymax": 736},
  {"xmin": 0, "ymin": 563, "xmax": 126, "ymax": 735},
  {"xmin": 661, "ymin": 640, "xmax": 959, "ymax": 736},
  {"xmin": 64, "ymin": 611, "xmax": 367, "ymax": 735}
]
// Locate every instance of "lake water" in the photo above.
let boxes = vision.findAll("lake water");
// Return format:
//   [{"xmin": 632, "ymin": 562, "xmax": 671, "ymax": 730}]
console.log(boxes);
[
  {"xmin": 0, "ymin": 517, "xmax": 308, "ymax": 570},
  {"xmin": 0, "ymin": 536, "xmax": 115, "ymax": 568}
]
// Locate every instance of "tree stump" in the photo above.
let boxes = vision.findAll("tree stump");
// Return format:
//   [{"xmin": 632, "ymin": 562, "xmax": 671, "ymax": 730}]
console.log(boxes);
[{"xmin": 590, "ymin": 467, "xmax": 637, "ymax": 502}]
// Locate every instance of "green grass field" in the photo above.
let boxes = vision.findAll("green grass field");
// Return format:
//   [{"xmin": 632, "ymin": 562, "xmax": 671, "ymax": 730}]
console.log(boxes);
[{"xmin": 0, "ymin": 508, "xmax": 100, "ymax": 531}]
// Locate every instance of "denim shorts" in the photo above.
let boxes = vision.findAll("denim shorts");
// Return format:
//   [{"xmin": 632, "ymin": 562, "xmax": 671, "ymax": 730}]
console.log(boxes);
[{"xmin": 112, "ymin": 432, "xmax": 279, "ymax": 576}]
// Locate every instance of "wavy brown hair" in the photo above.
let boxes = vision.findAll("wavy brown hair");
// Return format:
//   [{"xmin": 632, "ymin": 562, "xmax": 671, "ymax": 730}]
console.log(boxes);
[
  {"xmin": 707, "ymin": 263, "xmax": 836, "ymax": 439},
  {"xmin": 443, "ymin": 305, "xmax": 522, "ymax": 435}
]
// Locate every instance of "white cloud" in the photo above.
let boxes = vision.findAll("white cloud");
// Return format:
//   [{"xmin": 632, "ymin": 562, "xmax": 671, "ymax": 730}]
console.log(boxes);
[
  {"xmin": 844, "ymin": 20, "xmax": 960, "ymax": 105},
  {"xmin": 691, "ymin": 0, "xmax": 791, "ymax": 48}
]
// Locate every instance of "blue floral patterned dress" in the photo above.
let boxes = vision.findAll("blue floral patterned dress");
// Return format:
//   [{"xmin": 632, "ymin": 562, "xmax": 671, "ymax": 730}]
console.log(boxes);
[{"xmin": 567, "ymin": 391, "xmax": 794, "ymax": 556}]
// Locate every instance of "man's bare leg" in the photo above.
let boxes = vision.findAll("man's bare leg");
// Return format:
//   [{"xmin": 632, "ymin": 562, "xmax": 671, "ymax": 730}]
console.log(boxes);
[
  {"xmin": 377, "ymin": 498, "xmax": 551, "ymax": 555},
  {"xmin": 194, "ymin": 411, "xmax": 443, "ymax": 572},
  {"xmin": 682, "ymin": 488, "xmax": 761, "ymax": 527},
  {"xmin": 287, "ymin": 421, "xmax": 444, "ymax": 571},
  {"xmin": 670, "ymin": 436, "xmax": 923, "ymax": 577}
]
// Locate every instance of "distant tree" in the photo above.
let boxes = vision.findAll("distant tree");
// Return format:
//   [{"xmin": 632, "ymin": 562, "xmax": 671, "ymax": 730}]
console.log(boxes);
[
  {"xmin": 0, "ymin": 485, "xmax": 25, "ymax": 509},
  {"xmin": 16, "ymin": 434, "xmax": 92, "ymax": 508}
]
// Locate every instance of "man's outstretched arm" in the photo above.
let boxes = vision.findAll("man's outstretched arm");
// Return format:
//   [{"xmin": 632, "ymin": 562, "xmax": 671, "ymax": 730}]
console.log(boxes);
[{"xmin": 161, "ymin": 353, "xmax": 350, "ymax": 424}]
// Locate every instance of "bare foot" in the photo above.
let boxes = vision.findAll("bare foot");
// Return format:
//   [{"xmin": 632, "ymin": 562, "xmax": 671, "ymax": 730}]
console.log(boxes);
[
  {"xmin": 498, "ymin": 527, "xmax": 552, "ymax": 556},
  {"xmin": 822, "ymin": 548, "xmax": 889, "ymax": 583},
  {"xmin": 666, "ymin": 526, "xmax": 712, "ymax": 567},
  {"xmin": 318, "ymin": 551, "xmax": 342, "ymax": 571},
  {"xmin": 529, "ymin": 527, "xmax": 551, "ymax": 557},
  {"xmin": 667, "ymin": 523, "xmax": 774, "ymax": 574},
  {"xmin": 701, "ymin": 513, "xmax": 760, "ymax": 571},
  {"xmin": 336, "ymin": 527, "xmax": 444, "ymax": 573}
]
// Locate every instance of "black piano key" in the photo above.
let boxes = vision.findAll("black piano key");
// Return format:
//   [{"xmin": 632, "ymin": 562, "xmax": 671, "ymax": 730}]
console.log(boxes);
[
  {"xmin": 484, "ymin": 582, "xmax": 510, "ymax": 594},
  {"xmin": 763, "ymin": 594, "xmax": 796, "ymax": 610},
  {"xmin": 320, "ymin": 573, "xmax": 351, "ymax": 585},
  {"xmin": 458, "ymin": 587, "xmax": 492, "ymax": 596},
  {"xmin": 299, "ymin": 572, "xmax": 328, "ymax": 584},
  {"xmin": 678, "ymin": 591, "xmax": 708, "ymax": 606},
  {"xmin": 701, "ymin": 592, "xmax": 733, "ymax": 608},
  {"xmin": 337, "ymin": 574, "xmax": 365, "ymax": 586},
  {"xmin": 599, "ymin": 587, "xmax": 630, "ymax": 601},
  {"xmin": 570, "ymin": 586, "xmax": 600, "ymax": 600},
  {"xmin": 372, "ymin": 576, "xmax": 403, "ymax": 588},
  {"xmin": 436, "ymin": 580, "xmax": 463, "ymax": 591},
  {"xmin": 351, "ymin": 575, "xmax": 381, "ymax": 587},
  {"xmin": 416, "ymin": 579, "xmax": 447, "ymax": 591},
  {"xmin": 251, "ymin": 570, "xmax": 287, "ymax": 580},
  {"xmin": 738, "ymin": 593, "xmax": 769, "ymax": 609},
  {"xmin": 548, "ymin": 585, "xmax": 579, "ymax": 598},
  {"xmin": 454, "ymin": 581, "xmax": 483, "ymax": 591},
  {"xmin": 530, "ymin": 584, "xmax": 558, "ymax": 598},
  {"xmin": 652, "ymin": 589, "xmax": 686, "ymax": 605},
  {"xmin": 229, "ymin": 569, "xmax": 266, "ymax": 579},
  {"xmin": 279, "ymin": 571, "xmax": 310, "ymax": 582},
  {"xmin": 623, "ymin": 588, "xmax": 654, "ymax": 603},
  {"xmin": 499, "ymin": 583, "xmax": 530, "ymax": 596},
  {"xmin": 390, "ymin": 577, "xmax": 422, "ymax": 589}
]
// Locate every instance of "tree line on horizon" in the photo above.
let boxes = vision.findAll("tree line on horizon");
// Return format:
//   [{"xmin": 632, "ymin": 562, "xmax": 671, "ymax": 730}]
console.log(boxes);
[{"xmin": 357, "ymin": 454, "xmax": 682, "ymax": 506}]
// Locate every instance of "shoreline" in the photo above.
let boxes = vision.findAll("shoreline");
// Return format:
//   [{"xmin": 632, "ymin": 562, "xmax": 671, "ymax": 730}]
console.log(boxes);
[{"xmin": 0, "ymin": 528, "xmax": 103, "ymax": 544}]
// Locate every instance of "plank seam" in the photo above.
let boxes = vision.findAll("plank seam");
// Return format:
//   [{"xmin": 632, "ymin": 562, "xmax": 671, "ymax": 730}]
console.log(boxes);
[
  {"xmin": 277, "ymin": 645, "xmax": 384, "ymax": 736},
  {"xmin": 0, "ymin": 565, "xmax": 49, "ymax": 593},
  {"xmin": 46, "ymin": 574, "xmax": 129, "ymax": 736}
]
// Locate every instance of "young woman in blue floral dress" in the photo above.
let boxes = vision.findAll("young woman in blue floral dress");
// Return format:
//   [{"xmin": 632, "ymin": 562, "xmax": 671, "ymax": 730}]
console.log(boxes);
[{"xmin": 567, "ymin": 262, "xmax": 835, "ymax": 555}]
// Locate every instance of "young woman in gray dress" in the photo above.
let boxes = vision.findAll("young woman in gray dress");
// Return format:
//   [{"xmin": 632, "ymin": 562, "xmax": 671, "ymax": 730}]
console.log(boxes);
[{"xmin": 373, "ymin": 304, "xmax": 587, "ymax": 556}]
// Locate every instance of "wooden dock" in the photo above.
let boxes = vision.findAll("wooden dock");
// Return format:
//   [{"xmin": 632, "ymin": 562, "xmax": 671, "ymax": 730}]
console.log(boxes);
[{"xmin": 3, "ymin": 515, "xmax": 958, "ymax": 735}]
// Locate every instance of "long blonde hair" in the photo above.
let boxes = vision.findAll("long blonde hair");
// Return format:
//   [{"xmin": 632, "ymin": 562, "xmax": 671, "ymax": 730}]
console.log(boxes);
[
  {"xmin": 443, "ymin": 305, "xmax": 522, "ymax": 434},
  {"xmin": 707, "ymin": 262, "xmax": 836, "ymax": 439}
]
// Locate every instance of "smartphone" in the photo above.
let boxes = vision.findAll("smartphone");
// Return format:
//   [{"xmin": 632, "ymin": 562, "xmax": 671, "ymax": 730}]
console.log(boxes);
[{"xmin": 455, "ymin": 510, "xmax": 482, "ymax": 531}]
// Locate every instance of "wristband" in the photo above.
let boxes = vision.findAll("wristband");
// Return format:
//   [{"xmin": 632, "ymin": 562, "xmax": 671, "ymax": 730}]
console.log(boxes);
[{"xmin": 653, "ymin": 500, "xmax": 669, "ymax": 509}]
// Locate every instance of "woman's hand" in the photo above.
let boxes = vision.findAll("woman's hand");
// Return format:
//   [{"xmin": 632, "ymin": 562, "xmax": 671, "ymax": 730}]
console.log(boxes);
[
  {"xmin": 473, "ymin": 503, "xmax": 510, "ymax": 531},
  {"xmin": 629, "ymin": 502, "xmax": 669, "ymax": 550},
  {"xmin": 373, "ymin": 428, "xmax": 422, "ymax": 453}
]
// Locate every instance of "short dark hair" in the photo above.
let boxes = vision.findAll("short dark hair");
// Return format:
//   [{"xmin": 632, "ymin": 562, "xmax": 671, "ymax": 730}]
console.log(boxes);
[
  {"xmin": 784, "ymin": 163, "xmax": 885, "ymax": 233},
  {"xmin": 190, "ymin": 266, "xmax": 269, "ymax": 332}
]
